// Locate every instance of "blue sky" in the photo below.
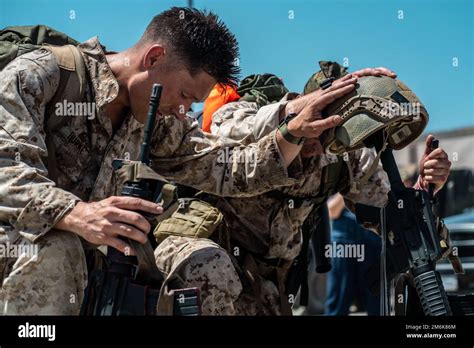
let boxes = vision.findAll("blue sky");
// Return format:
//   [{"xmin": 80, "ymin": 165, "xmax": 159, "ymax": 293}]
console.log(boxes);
[{"xmin": 1, "ymin": 0, "xmax": 472, "ymax": 132}]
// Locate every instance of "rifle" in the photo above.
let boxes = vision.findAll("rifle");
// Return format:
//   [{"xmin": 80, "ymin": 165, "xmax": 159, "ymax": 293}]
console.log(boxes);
[
  {"xmin": 355, "ymin": 132, "xmax": 452, "ymax": 316},
  {"xmin": 80, "ymin": 84, "xmax": 200, "ymax": 316}
]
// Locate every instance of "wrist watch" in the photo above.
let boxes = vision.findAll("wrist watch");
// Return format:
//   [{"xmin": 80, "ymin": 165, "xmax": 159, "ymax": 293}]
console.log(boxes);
[{"xmin": 278, "ymin": 113, "xmax": 306, "ymax": 145}]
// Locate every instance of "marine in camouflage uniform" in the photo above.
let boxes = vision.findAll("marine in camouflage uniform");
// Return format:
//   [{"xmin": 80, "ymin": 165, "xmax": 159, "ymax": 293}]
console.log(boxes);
[
  {"xmin": 155, "ymin": 105, "xmax": 390, "ymax": 315},
  {"xmin": 0, "ymin": 38, "xmax": 303, "ymax": 315},
  {"xmin": 154, "ymin": 64, "xmax": 450, "ymax": 315}
]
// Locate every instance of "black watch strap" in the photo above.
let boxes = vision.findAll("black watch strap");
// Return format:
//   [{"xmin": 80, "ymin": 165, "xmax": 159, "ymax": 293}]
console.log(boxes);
[{"xmin": 278, "ymin": 113, "xmax": 305, "ymax": 145}]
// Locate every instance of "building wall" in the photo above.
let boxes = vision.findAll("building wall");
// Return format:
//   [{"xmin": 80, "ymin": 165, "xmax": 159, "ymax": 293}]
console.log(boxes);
[{"xmin": 394, "ymin": 127, "xmax": 474, "ymax": 171}]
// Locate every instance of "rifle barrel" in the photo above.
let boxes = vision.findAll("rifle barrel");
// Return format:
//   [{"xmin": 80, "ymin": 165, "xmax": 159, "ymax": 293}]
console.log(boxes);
[{"xmin": 140, "ymin": 84, "xmax": 162, "ymax": 164}]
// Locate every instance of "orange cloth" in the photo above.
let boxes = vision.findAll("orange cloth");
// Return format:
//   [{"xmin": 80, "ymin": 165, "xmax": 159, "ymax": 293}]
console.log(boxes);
[{"xmin": 202, "ymin": 84, "xmax": 240, "ymax": 132}]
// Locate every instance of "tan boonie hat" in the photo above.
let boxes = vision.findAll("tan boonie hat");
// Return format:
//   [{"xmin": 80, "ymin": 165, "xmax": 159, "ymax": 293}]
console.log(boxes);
[{"xmin": 320, "ymin": 75, "xmax": 429, "ymax": 155}]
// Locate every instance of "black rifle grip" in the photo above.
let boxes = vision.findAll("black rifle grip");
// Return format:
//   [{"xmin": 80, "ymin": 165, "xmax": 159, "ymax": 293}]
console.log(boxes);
[{"xmin": 428, "ymin": 139, "xmax": 439, "ymax": 200}]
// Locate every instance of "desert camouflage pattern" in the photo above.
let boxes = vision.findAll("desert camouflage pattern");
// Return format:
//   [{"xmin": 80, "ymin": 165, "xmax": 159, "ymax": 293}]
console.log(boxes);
[
  {"xmin": 0, "ymin": 229, "xmax": 87, "ymax": 314},
  {"xmin": 154, "ymin": 236, "xmax": 283, "ymax": 315},
  {"xmin": 322, "ymin": 76, "xmax": 429, "ymax": 154},
  {"xmin": 211, "ymin": 100, "xmax": 389, "ymax": 260},
  {"xmin": 155, "ymin": 99, "xmax": 391, "ymax": 315},
  {"xmin": 0, "ymin": 38, "xmax": 299, "ymax": 314}
]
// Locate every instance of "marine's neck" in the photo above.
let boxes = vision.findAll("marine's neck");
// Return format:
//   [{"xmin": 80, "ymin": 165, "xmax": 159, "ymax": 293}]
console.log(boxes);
[{"xmin": 105, "ymin": 52, "xmax": 133, "ymax": 131}]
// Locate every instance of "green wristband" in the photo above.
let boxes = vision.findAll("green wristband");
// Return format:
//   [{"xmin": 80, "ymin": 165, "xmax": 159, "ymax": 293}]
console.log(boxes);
[{"xmin": 278, "ymin": 113, "xmax": 306, "ymax": 145}]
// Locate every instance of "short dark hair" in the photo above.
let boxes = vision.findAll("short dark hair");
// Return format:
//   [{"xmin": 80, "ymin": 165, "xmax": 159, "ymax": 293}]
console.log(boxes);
[{"xmin": 140, "ymin": 7, "xmax": 240, "ymax": 86}]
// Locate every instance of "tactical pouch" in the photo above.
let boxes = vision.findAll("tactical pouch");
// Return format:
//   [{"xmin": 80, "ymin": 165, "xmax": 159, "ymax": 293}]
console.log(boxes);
[{"xmin": 153, "ymin": 198, "xmax": 224, "ymax": 244}]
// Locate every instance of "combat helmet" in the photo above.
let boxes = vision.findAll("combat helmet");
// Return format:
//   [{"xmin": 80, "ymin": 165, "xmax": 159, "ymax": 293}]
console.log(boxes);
[{"xmin": 304, "ymin": 61, "xmax": 428, "ymax": 155}]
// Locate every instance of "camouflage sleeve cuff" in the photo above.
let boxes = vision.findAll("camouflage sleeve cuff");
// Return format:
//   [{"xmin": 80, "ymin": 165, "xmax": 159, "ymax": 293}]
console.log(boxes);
[
  {"xmin": 251, "ymin": 101, "xmax": 288, "ymax": 140},
  {"xmin": 258, "ymin": 101, "xmax": 305, "ymax": 180},
  {"xmin": 269, "ymin": 129, "xmax": 303, "ymax": 182},
  {"xmin": 14, "ymin": 187, "xmax": 82, "ymax": 243}
]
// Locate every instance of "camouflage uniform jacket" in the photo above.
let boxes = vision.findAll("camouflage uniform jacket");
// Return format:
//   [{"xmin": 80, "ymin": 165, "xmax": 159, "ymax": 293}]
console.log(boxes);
[
  {"xmin": 211, "ymin": 100, "xmax": 391, "ymax": 261},
  {"xmin": 0, "ymin": 37, "xmax": 300, "ymax": 245}
]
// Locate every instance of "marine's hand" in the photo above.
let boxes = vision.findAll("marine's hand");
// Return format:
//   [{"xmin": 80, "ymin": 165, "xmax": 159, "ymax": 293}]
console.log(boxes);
[
  {"xmin": 285, "ymin": 74, "xmax": 357, "ymax": 138},
  {"xmin": 416, "ymin": 135, "xmax": 451, "ymax": 194},
  {"xmin": 55, "ymin": 196, "xmax": 163, "ymax": 255},
  {"xmin": 351, "ymin": 67, "xmax": 397, "ymax": 78}
]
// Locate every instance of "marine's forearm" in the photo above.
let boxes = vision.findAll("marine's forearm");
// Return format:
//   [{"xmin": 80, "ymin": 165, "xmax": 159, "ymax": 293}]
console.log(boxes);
[{"xmin": 275, "ymin": 127, "xmax": 303, "ymax": 168}]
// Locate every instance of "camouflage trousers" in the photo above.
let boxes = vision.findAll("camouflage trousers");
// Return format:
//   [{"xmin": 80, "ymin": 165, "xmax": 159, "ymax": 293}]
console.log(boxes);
[
  {"xmin": 0, "ymin": 229, "xmax": 88, "ymax": 315},
  {"xmin": 0, "ymin": 231, "xmax": 284, "ymax": 315},
  {"xmin": 154, "ymin": 236, "xmax": 284, "ymax": 315}
]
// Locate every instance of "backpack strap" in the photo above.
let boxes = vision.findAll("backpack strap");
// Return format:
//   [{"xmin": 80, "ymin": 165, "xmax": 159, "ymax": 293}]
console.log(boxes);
[
  {"xmin": 130, "ymin": 239, "xmax": 165, "ymax": 286},
  {"xmin": 43, "ymin": 44, "xmax": 87, "ymax": 183}
]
